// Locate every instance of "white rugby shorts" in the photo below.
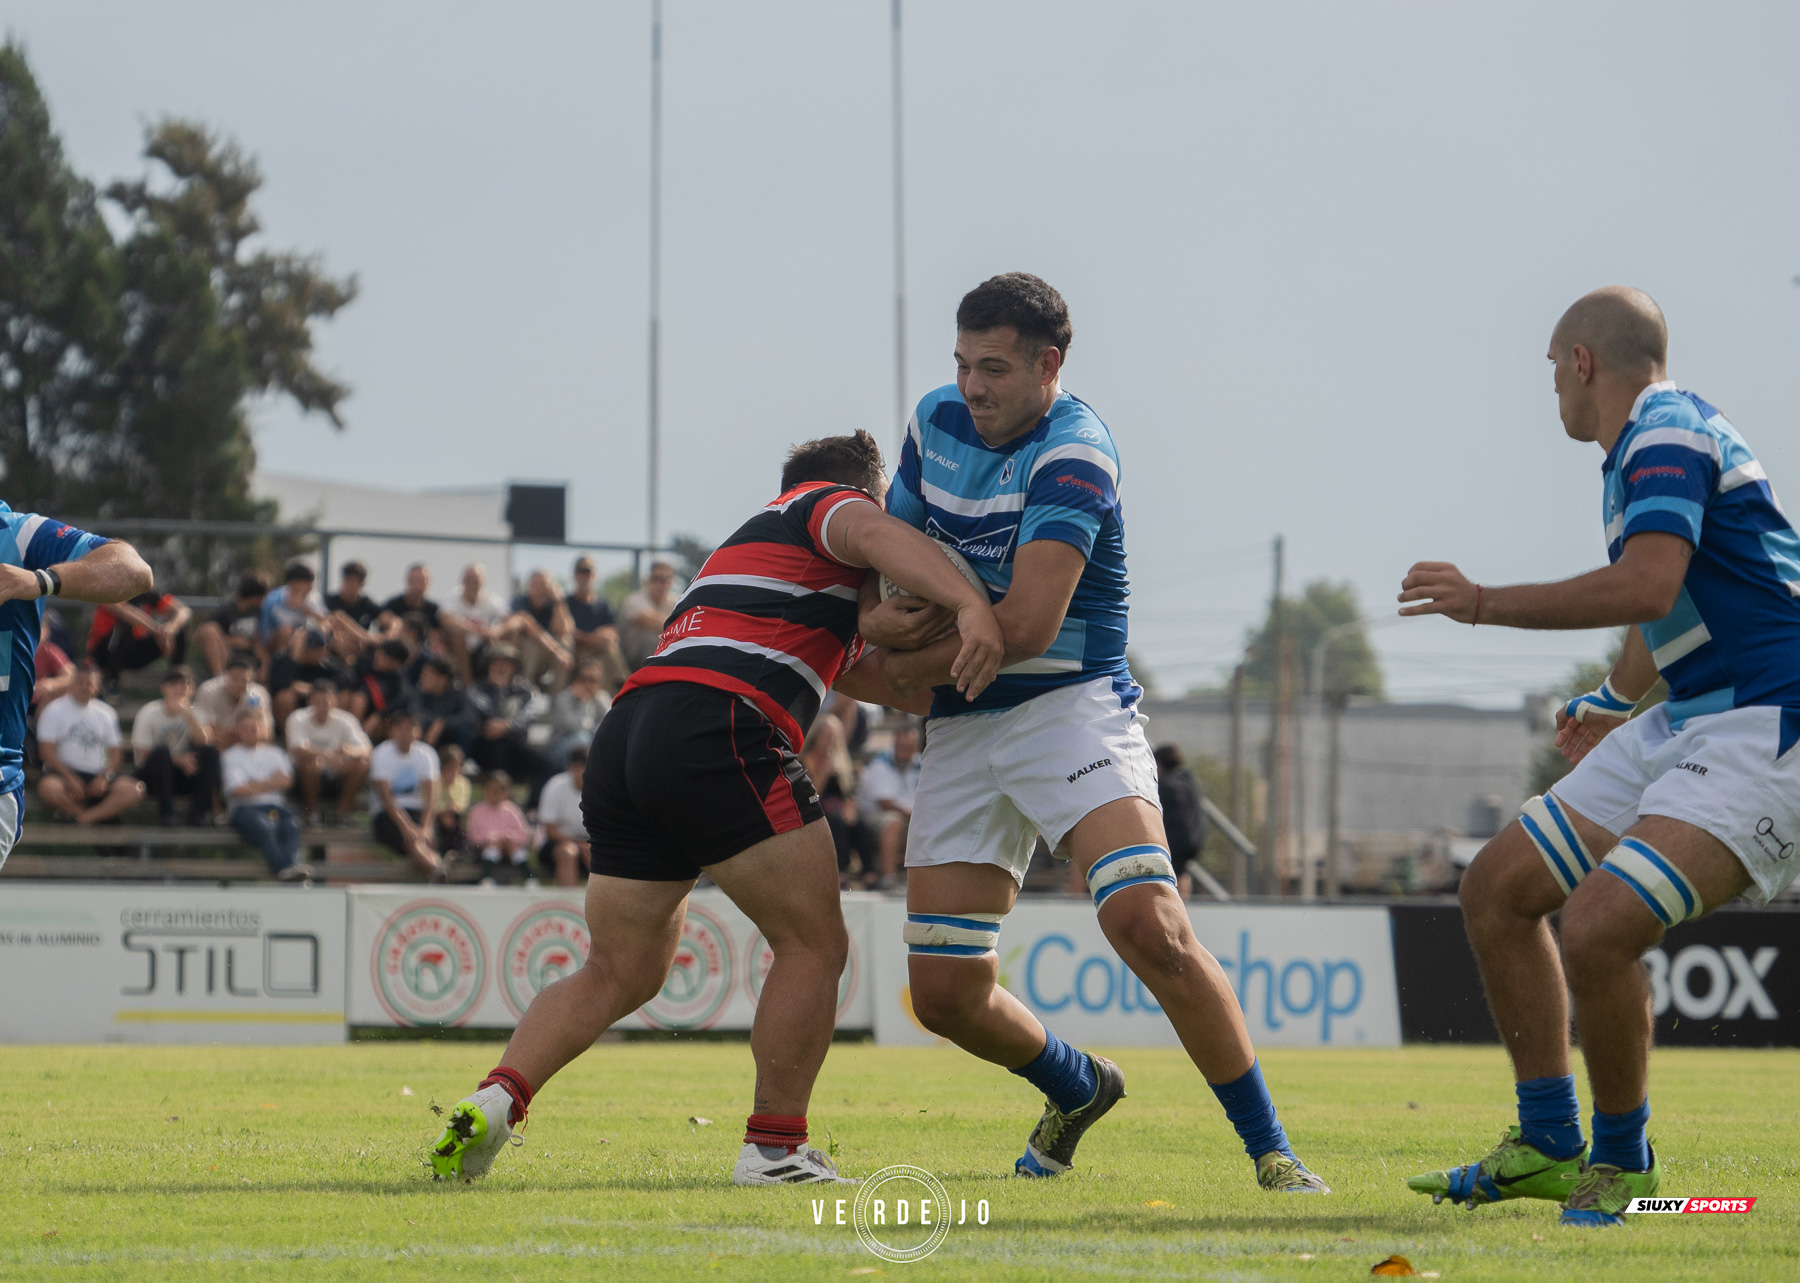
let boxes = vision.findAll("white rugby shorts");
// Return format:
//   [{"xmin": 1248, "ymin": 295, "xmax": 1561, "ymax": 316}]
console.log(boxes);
[
  {"xmin": 1551, "ymin": 702, "xmax": 1800, "ymax": 905},
  {"xmin": 905, "ymin": 676, "xmax": 1160, "ymax": 885},
  {"xmin": 0, "ymin": 786, "xmax": 20, "ymax": 875}
]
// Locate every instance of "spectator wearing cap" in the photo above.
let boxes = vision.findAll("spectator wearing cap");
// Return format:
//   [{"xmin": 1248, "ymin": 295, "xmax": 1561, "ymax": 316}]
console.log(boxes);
[
  {"xmin": 368, "ymin": 709, "xmax": 443, "ymax": 877},
  {"xmin": 468, "ymin": 770, "xmax": 532, "ymax": 885},
  {"xmin": 352, "ymin": 639, "xmax": 413, "ymax": 742},
  {"xmin": 194, "ymin": 654, "xmax": 273, "ymax": 748},
  {"xmin": 222, "ymin": 712, "xmax": 308, "ymax": 880},
  {"xmin": 377, "ymin": 563, "xmax": 441, "ymax": 639},
  {"xmin": 131, "ymin": 665, "xmax": 221, "ymax": 825},
  {"xmin": 268, "ymin": 626, "xmax": 355, "ymax": 727},
  {"xmin": 440, "ymin": 563, "xmax": 509, "ymax": 682},
  {"xmin": 466, "ymin": 645, "xmax": 552, "ymax": 802},
  {"xmin": 498, "ymin": 567, "xmax": 575, "ymax": 692},
  {"xmin": 285, "ymin": 679, "xmax": 372, "ymax": 826},
  {"xmin": 535, "ymin": 744, "xmax": 590, "ymax": 887},
  {"xmin": 261, "ymin": 562, "xmax": 328, "ymax": 656},
  {"xmin": 86, "ymin": 588, "xmax": 191, "ymax": 691},
  {"xmin": 567, "ymin": 556, "xmax": 628, "ymax": 691},
  {"xmin": 325, "ymin": 561, "xmax": 383, "ymax": 651},
  {"xmin": 546, "ymin": 661, "xmax": 610, "ymax": 766},
  {"xmin": 193, "ymin": 573, "xmax": 270, "ymax": 676},
  {"xmin": 37, "ymin": 666, "xmax": 147, "ymax": 825},
  {"xmin": 619, "ymin": 559, "xmax": 683, "ymax": 669},
  {"xmin": 406, "ymin": 656, "xmax": 479, "ymax": 756}
]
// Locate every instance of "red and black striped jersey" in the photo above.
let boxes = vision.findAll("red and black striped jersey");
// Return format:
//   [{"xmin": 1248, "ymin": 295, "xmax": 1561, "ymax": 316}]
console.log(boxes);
[{"xmin": 616, "ymin": 481, "xmax": 875, "ymax": 748}]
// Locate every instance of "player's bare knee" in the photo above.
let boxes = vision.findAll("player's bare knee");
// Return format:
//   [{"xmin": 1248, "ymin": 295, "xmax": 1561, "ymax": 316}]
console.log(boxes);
[
  {"xmin": 907, "ymin": 966, "xmax": 989, "ymax": 1036},
  {"xmin": 1104, "ymin": 890, "xmax": 1191, "ymax": 980}
]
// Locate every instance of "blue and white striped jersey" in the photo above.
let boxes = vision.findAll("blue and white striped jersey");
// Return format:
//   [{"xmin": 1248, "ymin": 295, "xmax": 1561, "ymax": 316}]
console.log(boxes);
[
  {"xmin": 0, "ymin": 507, "xmax": 109, "ymax": 795},
  {"xmin": 888, "ymin": 384, "xmax": 1138, "ymax": 717},
  {"xmin": 1602, "ymin": 382, "xmax": 1800, "ymax": 746}
]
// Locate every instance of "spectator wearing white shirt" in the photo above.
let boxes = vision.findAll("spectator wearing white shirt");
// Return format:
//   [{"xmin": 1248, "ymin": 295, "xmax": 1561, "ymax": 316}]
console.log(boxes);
[
  {"xmin": 221, "ymin": 713, "xmax": 307, "ymax": 879},
  {"xmin": 536, "ymin": 744, "xmax": 590, "ymax": 887},
  {"xmin": 369, "ymin": 710, "xmax": 443, "ymax": 878},
  {"xmin": 859, "ymin": 724, "xmax": 923, "ymax": 889},
  {"xmin": 285, "ymin": 679, "xmax": 371, "ymax": 826},
  {"xmin": 194, "ymin": 655, "xmax": 272, "ymax": 747},
  {"xmin": 37, "ymin": 666, "xmax": 146, "ymax": 824},
  {"xmin": 440, "ymin": 563, "xmax": 510, "ymax": 682},
  {"xmin": 131, "ymin": 665, "xmax": 220, "ymax": 825}
]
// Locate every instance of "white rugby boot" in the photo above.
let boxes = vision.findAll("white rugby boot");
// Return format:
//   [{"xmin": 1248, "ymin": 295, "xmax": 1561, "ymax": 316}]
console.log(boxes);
[
  {"xmin": 429, "ymin": 1084, "xmax": 516, "ymax": 1181},
  {"xmin": 732, "ymin": 1142, "xmax": 856, "ymax": 1185}
]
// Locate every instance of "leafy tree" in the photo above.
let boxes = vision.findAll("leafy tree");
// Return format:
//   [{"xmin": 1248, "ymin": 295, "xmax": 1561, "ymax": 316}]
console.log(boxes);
[{"xmin": 1243, "ymin": 579, "xmax": 1384, "ymax": 700}]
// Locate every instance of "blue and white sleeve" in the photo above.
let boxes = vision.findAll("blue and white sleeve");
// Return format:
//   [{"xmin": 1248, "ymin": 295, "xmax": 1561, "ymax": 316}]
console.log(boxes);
[
  {"xmin": 885, "ymin": 422, "xmax": 927, "ymax": 531},
  {"xmin": 1019, "ymin": 439, "xmax": 1119, "ymax": 559},
  {"xmin": 1617, "ymin": 429, "xmax": 1719, "ymax": 548},
  {"xmin": 21, "ymin": 516, "xmax": 109, "ymax": 570}
]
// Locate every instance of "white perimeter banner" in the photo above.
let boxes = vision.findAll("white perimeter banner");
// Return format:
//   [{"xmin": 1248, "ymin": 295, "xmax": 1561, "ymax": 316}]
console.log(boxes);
[
  {"xmin": 345, "ymin": 886, "xmax": 875, "ymax": 1031},
  {"xmin": 871, "ymin": 902, "xmax": 1400, "ymax": 1048},
  {"xmin": 0, "ymin": 885, "xmax": 347, "ymax": 1044}
]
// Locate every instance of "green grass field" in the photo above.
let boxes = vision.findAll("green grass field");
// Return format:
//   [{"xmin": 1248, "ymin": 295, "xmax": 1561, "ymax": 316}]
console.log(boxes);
[{"xmin": 1, "ymin": 1041, "xmax": 1794, "ymax": 1281}]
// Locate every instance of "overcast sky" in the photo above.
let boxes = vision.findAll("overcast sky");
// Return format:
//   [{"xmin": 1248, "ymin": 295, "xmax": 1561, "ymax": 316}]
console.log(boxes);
[{"xmin": 10, "ymin": 2, "xmax": 1800, "ymax": 705}]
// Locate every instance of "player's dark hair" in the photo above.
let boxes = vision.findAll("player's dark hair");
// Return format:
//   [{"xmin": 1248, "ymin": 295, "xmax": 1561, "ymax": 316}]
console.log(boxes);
[
  {"xmin": 956, "ymin": 272, "xmax": 1072, "ymax": 358},
  {"xmin": 781, "ymin": 430, "xmax": 887, "ymax": 496}
]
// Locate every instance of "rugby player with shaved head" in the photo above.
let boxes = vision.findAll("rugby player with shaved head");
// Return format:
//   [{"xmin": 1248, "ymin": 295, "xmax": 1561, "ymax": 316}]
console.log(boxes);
[{"xmin": 1399, "ymin": 287, "xmax": 1800, "ymax": 1225}]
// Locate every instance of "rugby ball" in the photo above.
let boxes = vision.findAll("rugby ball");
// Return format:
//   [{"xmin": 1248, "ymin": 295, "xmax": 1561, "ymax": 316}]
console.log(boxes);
[{"xmin": 879, "ymin": 541, "xmax": 986, "ymax": 602}]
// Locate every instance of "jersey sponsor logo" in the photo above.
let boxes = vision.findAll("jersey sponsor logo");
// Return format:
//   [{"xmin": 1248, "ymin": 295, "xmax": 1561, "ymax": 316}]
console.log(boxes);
[
  {"xmin": 1646, "ymin": 943, "xmax": 1777, "ymax": 1020},
  {"xmin": 1630, "ymin": 465, "xmax": 1688, "ymax": 483},
  {"xmin": 1674, "ymin": 760, "xmax": 1708, "ymax": 777},
  {"xmin": 1066, "ymin": 757, "xmax": 1112, "ymax": 784},
  {"xmin": 998, "ymin": 458, "xmax": 1015, "ymax": 485},
  {"xmin": 371, "ymin": 901, "xmax": 488, "ymax": 1027},
  {"xmin": 1753, "ymin": 816, "xmax": 1794, "ymax": 861},
  {"xmin": 1641, "ymin": 406, "xmax": 1679, "ymax": 426},
  {"xmin": 923, "ymin": 517, "xmax": 1016, "ymax": 563},
  {"xmin": 924, "ymin": 447, "xmax": 960, "ymax": 472},
  {"xmin": 52, "ymin": 524, "xmax": 73, "ymax": 538},
  {"xmin": 498, "ymin": 902, "xmax": 589, "ymax": 1019},
  {"xmin": 1075, "ymin": 426, "xmax": 1104, "ymax": 442},
  {"xmin": 1626, "ymin": 1196, "xmax": 1755, "ymax": 1213},
  {"xmin": 1057, "ymin": 473, "xmax": 1105, "ymax": 499}
]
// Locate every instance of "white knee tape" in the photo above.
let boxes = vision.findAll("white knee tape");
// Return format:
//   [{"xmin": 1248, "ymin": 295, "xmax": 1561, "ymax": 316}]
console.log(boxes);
[
  {"xmin": 1518, "ymin": 793, "xmax": 1595, "ymax": 898},
  {"xmin": 1085, "ymin": 844, "xmax": 1177, "ymax": 908},
  {"xmin": 904, "ymin": 912, "xmax": 1003, "ymax": 957},
  {"xmin": 1601, "ymin": 838, "xmax": 1702, "ymax": 928}
]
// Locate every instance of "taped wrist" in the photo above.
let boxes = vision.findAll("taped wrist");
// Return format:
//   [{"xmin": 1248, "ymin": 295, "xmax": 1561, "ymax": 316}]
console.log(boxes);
[
  {"xmin": 1601, "ymin": 838, "xmax": 1702, "ymax": 927},
  {"xmin": 904, "ymin": 911, "xmax": 1002, "ymax": 957},
  {"xmin": 1519, "ymin": 793, "xmax": 1595, "ymax": 898},
  {"xmin": 1564, "ymin": 678, "xmax": 1635, "ymax": 724},
  {"xmin": 1085, "ymin": 844, "xmax": 1176, "ymax": 908}
]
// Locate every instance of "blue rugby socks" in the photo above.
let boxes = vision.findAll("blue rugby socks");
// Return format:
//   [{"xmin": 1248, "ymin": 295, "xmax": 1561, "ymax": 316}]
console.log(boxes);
[
  {"xmin": 1515, "ymin": 1074, "xmax": 1585, "ymax": 1160},
  {"xmin": 1589, "ymin": 1099, "xmax": 1651, "ymax": 1172},
  {"xmin": 1210, "ymin": 1060, "xmax": 1293, "ymax": 1159},
  {"xmin": 1011, "ymin": 1030, "xmax": 1098, "ymax": 1113}
]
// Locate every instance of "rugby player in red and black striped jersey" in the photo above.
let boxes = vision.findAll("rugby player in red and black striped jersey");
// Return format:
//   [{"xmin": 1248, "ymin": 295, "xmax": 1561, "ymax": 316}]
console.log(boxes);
[{"xmin": 431, "ymin": 430, "xmax": 1003, "ymax": 1186}]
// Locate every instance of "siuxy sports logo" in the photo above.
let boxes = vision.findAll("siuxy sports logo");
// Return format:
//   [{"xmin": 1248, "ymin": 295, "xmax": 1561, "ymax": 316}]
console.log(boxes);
[{"xmin": 1626, "ymin": 1197, "xmax": 1755, "ymax": 1213}]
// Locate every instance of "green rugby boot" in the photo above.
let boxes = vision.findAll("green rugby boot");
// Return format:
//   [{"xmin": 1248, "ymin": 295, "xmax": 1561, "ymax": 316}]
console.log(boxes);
[
  {"xmin": 1014, "ymin": 1054, "xmax": 1127, "ymax": 1177},
  {"xmin": 1560, "ymin": 1147, "xmax": 1661, "ymax": 1227},
  {"xmin": 1257, "ymin": 1151, "xmax": 1331, "ymax": 1193},
  {"xmin": 1408, "ymin": 1126, "xmax": 1586, "ymax": 1207},
  {"xmin": 429, "ymin": 1084, "xmax": 516, "ymax": 1181}
]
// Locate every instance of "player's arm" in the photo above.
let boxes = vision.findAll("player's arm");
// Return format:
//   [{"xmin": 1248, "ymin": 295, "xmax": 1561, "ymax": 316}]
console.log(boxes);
[
  {"xmin": 0, "ymin": 538, "xmax": 152, "ymax": 605},
  {"xmin": 831, "ymin": 648, "xmax": 934, "ymax": 716},
  {"xmin": 1553, "ymin": 626, "xmax": 1659, "ymax": 765},
  {"xmin": 1397, "ymin": 532, "xmax": 1691, "ymax": 629},
  {"xmin": 857, "ymin": 574, "xmax": 956, "ymax": 651},
  {"xmin": 879, "ymin": 539, "xmax": 1087, "ymax": 694},
  {"xmin": 825, "ymin": 501, "xmax": 1004, "ymax": 699}
]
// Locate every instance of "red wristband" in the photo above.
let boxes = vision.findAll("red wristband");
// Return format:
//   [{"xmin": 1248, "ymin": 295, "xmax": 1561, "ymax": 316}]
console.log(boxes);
[{"xmin": 1472, "ymin": 584, "xmax": 1483, "ymax": 627}]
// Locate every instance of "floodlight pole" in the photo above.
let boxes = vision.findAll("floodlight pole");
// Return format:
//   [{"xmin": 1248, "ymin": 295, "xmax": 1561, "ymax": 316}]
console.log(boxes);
[
  {"xmin": 647, "ymin": 0, "xmax": 664, "ymax": 550},
  {"xmin": 891, "ymin": 0, "xmax": 909, "ymax": 440}
]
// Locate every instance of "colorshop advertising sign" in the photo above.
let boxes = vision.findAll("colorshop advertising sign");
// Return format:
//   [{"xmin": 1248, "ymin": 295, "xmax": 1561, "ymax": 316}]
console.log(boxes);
[
  {"xmin": 345, "ymin": 887, "xmax": 875, "ymax": 1031},
  {"xmin": 0, "ymin": 885, "xmax": 346, "ymax": 1044},
  {"xmin": 871, "ymin": 902, "xmax": 1400, "ymax": 1048}
]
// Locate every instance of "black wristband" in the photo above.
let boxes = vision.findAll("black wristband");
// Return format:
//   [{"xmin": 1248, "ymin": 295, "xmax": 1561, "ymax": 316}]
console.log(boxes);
[{"xmin": 44, "ymin": 566, "xmax": 61, "ymax": 597}]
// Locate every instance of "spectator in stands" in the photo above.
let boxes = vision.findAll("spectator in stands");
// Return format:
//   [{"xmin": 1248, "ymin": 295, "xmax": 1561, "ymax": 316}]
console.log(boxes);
[
  {"xmin": 536, "ymin": 744, "xmax": 590, "ymax": 887},
  {"xmin": 466, "ymin": 645, "xmax": 551, "ymax": 801},
  {"xmin": 37, "ymin": 666, "xmax": 147, "ymax": 825},
  {"xmin": 193, "ymin": 573, "xmax": 269, "ymax": 676},
  {"xmin": 440, "ymin": 563, "xmax": 509, "ymax": 681},
  {"xmin": 500, "ymin": 567, "xmax": 575, "ymax": 691},
  {"xmin": 566, "ymin": 556, "xmax": 627, "ymax": 691},
  {"xmin": 407, "ymin": 656, "xmax": 479, "ymax": 756},
  {"xmin": 801, "ymin": 713, "xmax": 869, "ymax": 887},
  {"xmin": 859, "ymin": 723, "xmax": 922, "ymax": 890},
  {"xmin": 286, "ymin": 679, "xmax": 372, "ymax": 827},
  {"xmin": 1154, "ymin": 743, "xmax": 1209, "ymax": 899},
  {"xmin": 394, "ymin": 611, "xmax": 454, "ymax": 687},
  {"xmin": 431, "ymin": 742, "xmax": 471, "ymax": 858},
  {"xmin": 369, "ymin": 709, "xmax": 443, "ymax": 877},
  {"xmin": 353, "ymin": 639, "xmax": 413, "ymax": 741},
  {"xmin": 86, "ymin": 589, "xmax": 190, "ymax": 692},
  {"xmin": 468, "ymin": 770, "xmax": 533, "ymax": 885},
  {"xmin": 619, "ymin": 559, "xmax": 681, "ymax": 669},
  {"xmin": 32, "ymin": 615, "xmax": 73, "ymax": 711},
  {"xmin": 268, "ymin": 627, "xmax": 355, "ymax": 726},
  {"xmin": 325, "ymin": 561, "xmax": 382, "ymax": 652},
  {"xmin": 195, "ymin": 654, "xmax": 272, "ymax": 747},
  {"xmin": 222, "ymin": 712, "xmax": 307, "ymax": 880},
  {"xmin": 546, "ymin": 661, "xmax": 610, "ymax": 766},
  {"xmin": 261, "ymin": 562, "xmax": 328, "ymax": 655},
  {"xmin": 131, "ymin": 665, "xmax": 220, "ymax": 826},
  {"xmin": 378, "ymin": 562, "xmax": 440, "ymax": 639}
]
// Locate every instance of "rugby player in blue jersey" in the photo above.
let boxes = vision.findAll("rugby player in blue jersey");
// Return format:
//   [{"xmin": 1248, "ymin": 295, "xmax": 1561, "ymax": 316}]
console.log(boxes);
[
  {"xmin": 1399, "ymin": 286, "xmax": 1800, "ymax": 1225},
  {"xmin": 863, "ymin": 274, "xmax": 1327, "ymax": 1192},
  {"xmin": 0, "ymin": 509, "xmax": 152, "ymax": 871}
]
